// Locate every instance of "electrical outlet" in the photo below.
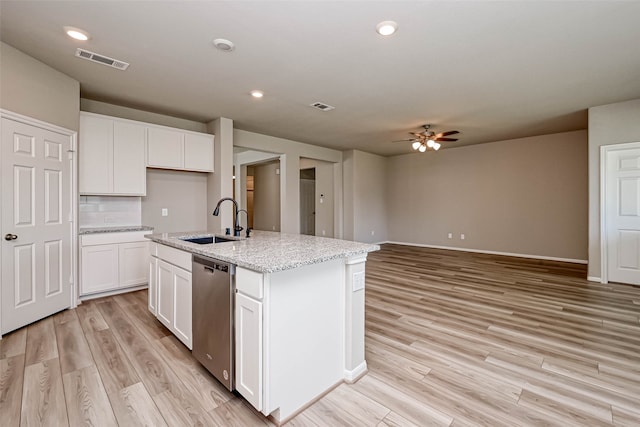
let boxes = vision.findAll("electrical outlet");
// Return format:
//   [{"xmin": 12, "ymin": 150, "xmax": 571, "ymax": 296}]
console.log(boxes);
[
  {"xmin": 460, "ymin": 233, "xmax": 465, "ymax": 240},
  {"xmin": 352, "ymin": 271, "xmax": 365, "ymax": 291},
  {"xmin": 371, "ymin": 230, "xmax": 375, "ymax": 236},
  {"xmin": 322, "ymin": 230, "xmax": 326, "ymax": 236},
  {"xmin": 161, "ymin": 208, "xmax": 168, "ymax": 217},
  {"xmin": 448, "ymin": 233, "xmax": 452, "ymax": 239}
]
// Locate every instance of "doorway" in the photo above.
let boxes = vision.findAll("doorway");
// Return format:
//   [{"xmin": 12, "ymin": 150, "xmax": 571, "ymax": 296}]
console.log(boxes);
[{"xmin": 300, "ymin": 168, "xmax": 315, "ymax": 236}]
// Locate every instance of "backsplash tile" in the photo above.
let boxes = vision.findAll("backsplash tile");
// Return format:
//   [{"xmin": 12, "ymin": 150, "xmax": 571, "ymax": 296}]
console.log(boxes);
[{"xmin": 79, "ymin": 196, "xmax": 142, "ymax": 227}]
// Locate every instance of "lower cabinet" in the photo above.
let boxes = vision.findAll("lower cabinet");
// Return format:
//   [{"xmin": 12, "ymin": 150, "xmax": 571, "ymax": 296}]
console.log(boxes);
[
  {"xmin": 235, "ymin": 292, "xmax": 263, "ymax": 411},
  {"xmin": 149, "ymin": 244, "xmax": 193, "ymax": 349},
  {"xmin": 80, "ymin": 231, "xmax": 150, "ymax": 297}
]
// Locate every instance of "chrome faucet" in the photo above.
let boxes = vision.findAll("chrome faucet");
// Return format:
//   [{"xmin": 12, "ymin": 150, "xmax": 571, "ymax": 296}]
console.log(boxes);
[{"xmin": 212, "ymin": 197, "xmax": 242, "ymax": 237}]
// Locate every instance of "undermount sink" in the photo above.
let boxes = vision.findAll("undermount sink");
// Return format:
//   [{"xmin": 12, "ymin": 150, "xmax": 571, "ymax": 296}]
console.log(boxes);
[{"xmin": 180, "ymin": 236, "xmax": 234, "ymax": 245}]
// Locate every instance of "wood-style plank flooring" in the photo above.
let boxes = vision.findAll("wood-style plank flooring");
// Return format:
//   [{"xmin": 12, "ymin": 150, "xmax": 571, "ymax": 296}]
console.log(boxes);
[{"xmin": 2, "ymin": 243, "xmax": 640, "ymax": 426}]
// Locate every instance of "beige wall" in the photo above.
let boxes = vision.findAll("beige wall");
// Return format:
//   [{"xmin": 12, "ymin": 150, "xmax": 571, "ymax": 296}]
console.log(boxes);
[
  {"xmin": 386, "ymin": 130, "xmax": 588, "ymax": 261},
  {"xmin": 588, "ymin": 98, "xmax": 640, "ymax": 279},
  {"xmin": 1, "ymin": 42, "xmax": 79, "ymax": 130},
  {"xmin": 252, "ymin": 161, "xmax": 281, "ymax": 232},
  {"xmin": 300, "ymin": 158, "xmax": 335, "ymax": 237},
  {"xmin": 343, "ymin": 150, "xmax": 388, "ymax": 244},
  {"xmin": 234, "ymin": 129, "xmax": 343, "ymax": 236},
  {"xmin": 141, "ymin": 169, "xmax": 208, "ymax": 233}
]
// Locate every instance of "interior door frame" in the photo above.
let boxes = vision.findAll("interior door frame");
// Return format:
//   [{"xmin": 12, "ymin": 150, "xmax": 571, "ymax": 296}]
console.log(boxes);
[
  {"xmin": 599, "ymin": 140, "xmax": 640, "ymax": 284},
  {"xmin": 0, "ymin": 109, "xmax": 78, "ymax": 337}
]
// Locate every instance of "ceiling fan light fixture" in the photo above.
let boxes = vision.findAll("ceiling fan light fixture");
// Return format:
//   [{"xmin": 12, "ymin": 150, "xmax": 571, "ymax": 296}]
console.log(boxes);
[
  {"xmin": 433, "ymin": 142, "xmax": 441, "ymax": 151},
  {"xmin": 418, "ymin": 144, "xmax": 427, "ymax": 153},
  {"xmin": 426, "ymin": 139, "xmax": 435, "ymax": 148},
  {"xmin": 412, "ymin": 141, "xmax": 422, "ymax": 150},
  {"xmin": 376, "ymin": 21, "xmax": 398, "ymax": 36}
]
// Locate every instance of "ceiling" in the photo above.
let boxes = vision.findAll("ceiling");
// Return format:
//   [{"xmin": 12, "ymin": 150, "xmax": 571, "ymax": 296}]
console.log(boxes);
[{"xmin": 2, "ymin": 1, "xmax": 640, "ymax": 156}]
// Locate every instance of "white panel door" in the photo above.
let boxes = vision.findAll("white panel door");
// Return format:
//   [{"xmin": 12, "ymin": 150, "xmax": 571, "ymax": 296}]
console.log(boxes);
[
  {"xmin": 1, "ymin": 117, "xmax": 72, "ymax": 334},
  {"xmin": 606, "ymin": 147, "xmax": 640, "ymax": 284}
]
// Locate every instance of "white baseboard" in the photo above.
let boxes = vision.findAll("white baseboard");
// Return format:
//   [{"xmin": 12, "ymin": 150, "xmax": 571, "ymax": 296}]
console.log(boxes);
[
  {"xmin": 380, "ymin": 241, "xmax": 588, "ymax": 265},
  {"xmin": 587, "ymin": 276, "xmax": 603, "ymax": 283},
  {"xmin": 344, "ymin": 361, "xmax": 367, "ymax": 383}
]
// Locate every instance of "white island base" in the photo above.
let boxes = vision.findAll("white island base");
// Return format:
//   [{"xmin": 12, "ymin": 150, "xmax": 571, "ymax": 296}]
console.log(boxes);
[{"xmin": 236, "ymin": 255, "xmax": 368, "ymax": 424}]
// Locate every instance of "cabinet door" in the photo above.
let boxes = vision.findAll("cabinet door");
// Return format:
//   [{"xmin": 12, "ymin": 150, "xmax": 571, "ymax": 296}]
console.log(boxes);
[
  {"xmin": 80, "ymin": 244, "xmax": 119, "ymax": 295},
  {"xmin": 173, "ymin": 267, "xmax": 193, "ymax": 349},
  {"xmin": 113, "ymin": 121, "xmax": 146, "ymax": 195},
  {"xmin": 156, "ymin": 259, "xmax": 174, "ymax": 329},
  {"xmin": 184, "ymin": 132, "xmax": 214, "ymax": 172},
  {"xmin": 235, "ymin": 292, "xmax": 263, "ymax": 411},
  {"xmin": 148, "ymin": 257, "xmax": 157, "ymax": 315},
  {"xmin": 79, "ymin": 114, "xmax": 113, "ymax": 194},
  {"xmin": 119, "ymin": 242, "xmax": 149, "ymax": 287},
  {"xmin": 147, "ymin": 127, "xmax": 183, "ymax": 169}
]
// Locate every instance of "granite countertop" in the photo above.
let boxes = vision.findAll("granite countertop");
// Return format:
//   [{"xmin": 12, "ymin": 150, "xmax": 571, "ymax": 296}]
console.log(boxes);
[
  {"xmin": 79, "ymin": 225, "xmax": 154, "ymax": 235},
  {"xmin": 146, "ymin": 230, "xmax": 379, "ymax": 273}
]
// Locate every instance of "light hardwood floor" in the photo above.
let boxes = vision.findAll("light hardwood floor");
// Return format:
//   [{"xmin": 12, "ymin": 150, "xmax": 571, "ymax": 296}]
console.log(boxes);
[{"xmin": 1, "ymin": 244, "xmax": 639, "ymax": 426}]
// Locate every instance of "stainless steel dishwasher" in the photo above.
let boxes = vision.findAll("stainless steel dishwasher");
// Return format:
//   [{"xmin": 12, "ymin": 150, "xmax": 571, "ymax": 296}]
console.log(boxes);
[{"xmin": 192, "ymin": 255, "xmax": 235, "ymax": 391}]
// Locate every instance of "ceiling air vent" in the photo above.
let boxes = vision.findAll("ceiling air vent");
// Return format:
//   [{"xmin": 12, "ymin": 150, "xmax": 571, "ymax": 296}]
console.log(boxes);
[
  {"xmin": 310, "ymin": 102, "xmax": 335, "ymax": 111},
  {"xmin": 75, "ymin": 48, "xmax": 129, "ymax": 70}
]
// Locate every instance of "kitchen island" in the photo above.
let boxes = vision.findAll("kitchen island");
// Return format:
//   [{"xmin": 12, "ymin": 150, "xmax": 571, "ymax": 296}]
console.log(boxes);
[{"xmin": 145, "ymin": 230, "xmax": 378, "ymax": 424}]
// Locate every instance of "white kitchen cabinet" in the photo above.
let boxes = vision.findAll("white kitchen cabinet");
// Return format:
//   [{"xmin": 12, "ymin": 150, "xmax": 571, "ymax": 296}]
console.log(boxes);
[
  {"xmin": 80, "ymin": 231, "xmax": 150, "ymax": 297},
  {"xmin": 235, "ymin": 292, "xmax": 263, "ymax": 411},
  {"xmin": 81, "ymin": 244, "xmax": 119, "ymax": 294},
  {"xmin": 150, "ymin": 245, "xmax": 193, "ymax": 349},
  {"xmin": 80, "ymin": 112, "xmax": 146, "ymax": 195},
  {"xmin": 147, "ymin": 125, "xmax": 214, "ymax": 172},
  {"xmin": 147, "ymin": 127, "xmax": 183, "ymax": 169},
  {"xmin": 148, "ymin": 256, "xmax": 157, "ymax": 315}
]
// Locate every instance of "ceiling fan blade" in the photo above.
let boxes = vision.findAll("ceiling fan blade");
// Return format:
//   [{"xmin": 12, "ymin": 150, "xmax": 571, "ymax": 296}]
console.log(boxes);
[
  {"xmin": 434, "ymin": 137, "xmax": 457, "ymax": 142},
  {"xmin": 392, "ymin": 139, "xmax": 414, "ymax": 143},
  {"xmin": 435, "ymin": 130, "xmax": 460, "ymax": 138}
]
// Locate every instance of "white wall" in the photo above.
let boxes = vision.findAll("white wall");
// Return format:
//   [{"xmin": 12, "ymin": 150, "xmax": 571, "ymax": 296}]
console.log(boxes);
[
  {"xmin": 386, "ymin": 130, "xmax": 588, "ymax": 261},
  {"xmin": 588, "ymin": 98, "xmax": 640, "ymax": 279},
  {"xmin": 343, "ymin": 150, "xmax": 388, "ymax": 244},
  {"xmin": 1, "ymin": 42, "xmax": 79, "ymax": 131}
]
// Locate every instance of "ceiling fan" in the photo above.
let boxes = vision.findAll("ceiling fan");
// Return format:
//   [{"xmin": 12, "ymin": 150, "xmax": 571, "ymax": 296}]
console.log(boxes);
[{"xmin": 394, "ymin": 124, "xmax": 459, "ymax": 152}]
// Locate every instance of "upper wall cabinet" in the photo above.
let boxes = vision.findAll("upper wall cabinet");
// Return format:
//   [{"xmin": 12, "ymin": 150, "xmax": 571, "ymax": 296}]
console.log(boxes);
[
  {"xmin": 147, "ymin": 126, "xmax": 214, "ymax": 172},
  {"xmin": 80, "ymin": 112, "xmax": 146, "ymax": 196}
]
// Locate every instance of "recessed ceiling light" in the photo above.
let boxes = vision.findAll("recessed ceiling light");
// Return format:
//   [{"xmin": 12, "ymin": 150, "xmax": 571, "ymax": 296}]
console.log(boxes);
[
  {"xmin": 250, "ymin": 90, "xmax": 264, "ymax": 98},
  {"xmin": 376, "ymin": 21, "xmax": 398, "ymax": 36},
  {"xmin": 213, "ymin": 38, "xmax": 235, "ymax": 52},
  {"xmin": 64, "ymin": 26, "xmax": 90, "ymax": 41}
]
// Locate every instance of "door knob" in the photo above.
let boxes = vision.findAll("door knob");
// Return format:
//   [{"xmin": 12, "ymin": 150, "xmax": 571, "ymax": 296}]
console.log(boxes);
[{"xmin": 4, "ymin": 234, "xmax": 17, "ymax": 241}]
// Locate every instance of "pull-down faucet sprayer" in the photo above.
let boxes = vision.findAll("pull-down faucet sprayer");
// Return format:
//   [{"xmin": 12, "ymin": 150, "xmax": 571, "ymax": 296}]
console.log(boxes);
[{"xmin": 212, "ymin": 197, "xmax": 242, "ymax": 237}]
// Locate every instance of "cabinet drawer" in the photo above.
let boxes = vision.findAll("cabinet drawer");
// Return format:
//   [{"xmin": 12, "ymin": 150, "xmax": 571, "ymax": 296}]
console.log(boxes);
[
  {"xmin": 236, "ymin": 267, "xmax": 263, "ymax": 300},
  {"xmin": 81, "ymin": 231, "xmax": 151, "ymax": 246},
  {"xmin": 157, "ymin": 244, "xmax": 192, "ymax": 271}
]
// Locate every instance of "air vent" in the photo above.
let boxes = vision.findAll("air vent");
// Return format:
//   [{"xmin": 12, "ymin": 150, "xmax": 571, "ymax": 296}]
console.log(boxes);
[
  {"xmin": 75, "ymin": 48, "xmax": 129, "ymax": 70},
  {"xmin": 310, "ymin": 102, "xmax": 335, "ymax": 111}
]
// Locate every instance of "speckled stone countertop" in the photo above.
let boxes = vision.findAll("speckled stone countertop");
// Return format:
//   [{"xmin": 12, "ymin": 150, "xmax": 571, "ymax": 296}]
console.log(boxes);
[
  {"xmin": 146, "ymin": 230, "xmax": 379, "ymax": 273},
  {"xmin": 79, "ymin": 225, "xmax": 154, "ymax": 235}
]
